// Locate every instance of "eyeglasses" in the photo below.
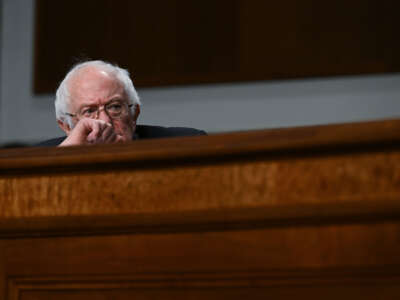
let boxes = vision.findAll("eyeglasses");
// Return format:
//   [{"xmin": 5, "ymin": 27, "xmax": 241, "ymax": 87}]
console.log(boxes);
[{"xmin": 65, "ymin": 101, "xmax": 133, "ymax": 120}]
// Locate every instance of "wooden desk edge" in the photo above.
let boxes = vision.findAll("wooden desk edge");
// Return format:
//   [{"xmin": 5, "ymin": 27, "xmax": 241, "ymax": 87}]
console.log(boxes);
[
  {"xmin": 0, "ymin": 199, "xmax": 399, "ymax": 238},
  {"xmin": 1, "ymin": 118, "xmax": 400, "ymax": 172}
]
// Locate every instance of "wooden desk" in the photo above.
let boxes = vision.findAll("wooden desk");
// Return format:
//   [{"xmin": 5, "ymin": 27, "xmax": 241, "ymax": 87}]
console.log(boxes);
[{"xmin": 1, "ymin": 119, "xmax": 400, "ymax": 299}]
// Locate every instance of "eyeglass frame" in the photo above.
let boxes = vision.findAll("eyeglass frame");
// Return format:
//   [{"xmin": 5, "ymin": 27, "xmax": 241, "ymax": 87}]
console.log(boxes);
[{"xmin": 64, "ymin": 100, "xmax": 134, "ymax": 120}]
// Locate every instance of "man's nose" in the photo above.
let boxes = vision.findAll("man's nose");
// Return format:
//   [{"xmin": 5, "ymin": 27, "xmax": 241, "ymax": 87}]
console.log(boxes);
[{"xmin": 97, "ymin": 108, "xmax": 112, "ymax": 123}]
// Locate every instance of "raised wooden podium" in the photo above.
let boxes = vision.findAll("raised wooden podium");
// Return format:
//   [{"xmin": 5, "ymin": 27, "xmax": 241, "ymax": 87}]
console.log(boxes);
[{"xmin": 1, "ymin": 119, "xmax": 400, "ymax": 299}]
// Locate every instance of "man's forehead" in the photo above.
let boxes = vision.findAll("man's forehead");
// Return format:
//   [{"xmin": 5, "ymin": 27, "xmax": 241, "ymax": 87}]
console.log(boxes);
[
  {"xmin": 70, "ymin": 66, "xmax": 117, "ymax": 85},
  {"xmin": 68, "ymin": 67, "xmax": 125, "ymax": 106}
]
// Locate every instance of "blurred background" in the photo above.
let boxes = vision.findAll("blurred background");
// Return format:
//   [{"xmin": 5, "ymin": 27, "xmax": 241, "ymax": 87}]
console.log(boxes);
[{"xmin": 1, "ymin": 0, "xmax": 400, "ymax": 146}]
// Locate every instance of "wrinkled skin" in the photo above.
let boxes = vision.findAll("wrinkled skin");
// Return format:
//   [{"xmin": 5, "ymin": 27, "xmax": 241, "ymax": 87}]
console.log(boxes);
[{"xmin": 58, "ymin": 66, "xmax": 139, "ymax": 147}]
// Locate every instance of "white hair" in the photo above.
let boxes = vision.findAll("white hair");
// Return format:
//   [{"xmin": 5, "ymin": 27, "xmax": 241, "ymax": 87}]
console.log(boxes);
[{"xmin": 55, "ymin": 60, "xmax": 141, "ymax": 127}]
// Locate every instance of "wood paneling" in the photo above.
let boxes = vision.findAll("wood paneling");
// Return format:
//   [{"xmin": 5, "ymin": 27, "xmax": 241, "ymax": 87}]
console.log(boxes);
[
  {"xmin": 34, "ymin": 0, "xmax": 400, "ymax": 94},
  {"xmin": 5, "ymin": 224, "xmax": 400, "ymax": 299},
  {"xmin": 1, "ymin": 119, "xmax": 400, "ymax": 299},
  {"xmin": 33, "ymin": 0, "xmax": 238, "ymax": 93}
]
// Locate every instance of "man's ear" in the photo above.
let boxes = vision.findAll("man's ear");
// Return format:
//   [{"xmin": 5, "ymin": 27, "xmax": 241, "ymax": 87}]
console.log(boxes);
[
  {"xmin": 132, "ymin": 104, "xmax": 140, "ymax": 122},
  {"xmin": 57, "ymin": 120, "xmax": 71, "ymax": 135}
]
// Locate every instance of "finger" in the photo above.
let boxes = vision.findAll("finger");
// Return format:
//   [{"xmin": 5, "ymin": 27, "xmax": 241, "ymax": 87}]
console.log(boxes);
[
  {"xmin": 101, "ymin": 124, "xmax": 117, "ymax": 143},
  {"xmin": 91, "ymin": 121, "xmax": 115, "ymax": 144},
  {"xmin": 86, "ymin": 121, "xmax": 101, "ymax": 143}
]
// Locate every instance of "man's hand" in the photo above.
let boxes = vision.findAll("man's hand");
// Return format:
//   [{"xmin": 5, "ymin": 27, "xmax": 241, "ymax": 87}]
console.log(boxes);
[{"xmin": 59, "ymin": 118, "xmax": 124, "ymax": 147}]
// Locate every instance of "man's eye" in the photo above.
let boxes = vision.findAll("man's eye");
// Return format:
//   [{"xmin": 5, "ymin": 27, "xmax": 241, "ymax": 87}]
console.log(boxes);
[
  {"xmin": 82, "ymin": 107, "xmax": 97, "ymax": 116},
  {"xmin": 108, "ymin": 104, "xmax": 122, "ymax": 112}
]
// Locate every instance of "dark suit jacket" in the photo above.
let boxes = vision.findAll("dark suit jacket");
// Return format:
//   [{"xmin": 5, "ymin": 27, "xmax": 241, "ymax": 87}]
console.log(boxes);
[{"xmin": 36, "ymin": 125, "xmax": 206, "ymax": 147}]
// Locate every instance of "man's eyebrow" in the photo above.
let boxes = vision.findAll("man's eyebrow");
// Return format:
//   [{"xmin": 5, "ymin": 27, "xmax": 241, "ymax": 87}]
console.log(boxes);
[
  {"xmin": 78, "ymin": 97, "xmax": 125, "ymax": 107},
  {"xmin": 78, "ymin": 102, "xmax": 97, "ymax": 108},
  {"xmin": 108, "ymin": 97, "xmax": 126, "ymax": 102}
]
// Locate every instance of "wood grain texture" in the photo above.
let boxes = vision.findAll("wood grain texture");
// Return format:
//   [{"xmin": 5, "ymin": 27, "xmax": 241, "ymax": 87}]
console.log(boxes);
[
  {"xmin": 5, "ymin": 222, "xmax": 400, "ymax": 299},
  {"xmin": 0, "ymin": 119, "xmax": 400, "ymax": 236},
  {"xmin": 1, "ymin": 119, "xmax": 400, "ymax": 299},
  {"xmin": 9, "ymin": 266, "xmax": 400, "ymax": 300},
  {"xmin": 1, "ymin": 151, "xmax": 400, "ymax": 216}
]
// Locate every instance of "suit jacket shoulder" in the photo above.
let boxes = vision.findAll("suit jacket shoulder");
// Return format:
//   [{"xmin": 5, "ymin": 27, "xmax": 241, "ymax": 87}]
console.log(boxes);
[
  {"xmin": 36, "ymin": 125, "xmax": 206, "ymax": 147},
  {"xmin": 35, "ymin": 136, "xmax": 67, "ymax": 147},
  {"xmin": 135, "ymin": 125, "xmax": 206, "ymax": 139}
]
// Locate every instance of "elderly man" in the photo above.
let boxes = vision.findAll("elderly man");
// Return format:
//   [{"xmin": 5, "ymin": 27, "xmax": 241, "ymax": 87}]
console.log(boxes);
[{"xmin": 38, "ymin": 60, "xmax": 205, "ymax": 147}]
